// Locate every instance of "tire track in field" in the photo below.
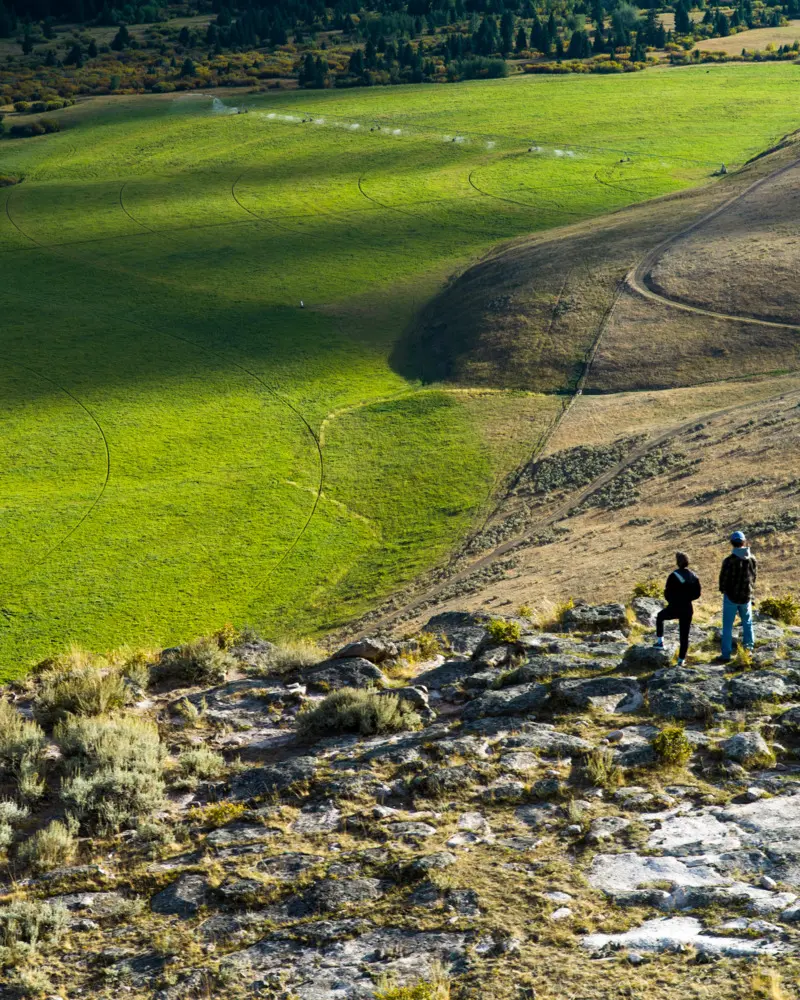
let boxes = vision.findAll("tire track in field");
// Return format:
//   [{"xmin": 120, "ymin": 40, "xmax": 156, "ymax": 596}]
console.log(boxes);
[
  {"xmin": 118, "ymin": 181, "xmax": 182, "ymax": 244},
  {"xmin": 468, "ymin": 168, "xmax": 580, "ymax": 217},
  {"xmin": 0, "ymin": 356, "xmax": 111, "ymax": 583},
  {"xmin": 3, "ymin": 186, "xmax": 324, "ymax": 583}
]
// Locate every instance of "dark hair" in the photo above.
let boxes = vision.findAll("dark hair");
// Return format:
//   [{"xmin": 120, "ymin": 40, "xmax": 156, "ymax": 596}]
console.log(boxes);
[{"xmin": 676, "ymin": 551, "xmax": 689, "ymax": 569}]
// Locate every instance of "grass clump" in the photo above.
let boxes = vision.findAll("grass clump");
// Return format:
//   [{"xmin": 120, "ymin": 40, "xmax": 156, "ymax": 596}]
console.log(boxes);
[
  {"xmin": 34, "ymin": 666, "xmax": 129, "ymax": 726},
  {"xmin": 55, "ymin": 714, "xmax": 164, "ymax": 833},
  {"xmin": 0, "ymin": 701, "xmax": 46, "ymax": 803},
  {"xmin": 652, "ymin": 725, "xmax": 693, "ymax": 768},
  {"xmin": 752, "ymin": 969, "xmax": 790, "ymax": 1000},
  {"xmin": 155, "ymin": 637, "xmax": 235, "ymax": 687},
  {"xmin": 486, "ymin": 619, "xmax": 522, "ymax": 644},
  {"xmin": 759, "ymin": 594, "xmax": 800, "ymax": 626},
  {"xmin": 413, "ymin": 632, "xmax": 444, "ymax": 660},
  {"xmin": 298, "ymin": 688, "xmax": 422, "ymax": 741},
  {"xmin": 633, "ymin": 579, "xmax": 662, "ymax": 599},
  {"xmin": 188, "ymin": 800, "xmax": 246, "ymax": 828},
  {"xmin": 17, "ymin": 820, "xmax": 77, "ymax": 872},
  {"xmin": 259, "ymin": 639, "xmax": 324, "ymax": 675},
  {"xmin": 580, "ymin": 748, "xmax": 624, "ymax": 791}
]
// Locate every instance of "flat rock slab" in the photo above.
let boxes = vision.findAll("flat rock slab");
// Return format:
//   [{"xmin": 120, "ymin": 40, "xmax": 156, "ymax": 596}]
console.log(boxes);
[
  {"xmin": 423, "ymin": 611, "xmax": 489, "ymax": 656},
  {"xmin": 206, "ymin": 824, "xmax": 281, "ymax": 847},
  {"xmin": 589, "ymin": 852, "xmax": 730, "ymax": 894},
  {"xmin": 304, "ymin": 657, "xmax": 387, "ymax": 691},
  {"xmin": 462, "ymin": 683, "xmax": 549, "ymax": 719},
  {"xmin": 151, "ymin": 874, "xmax": 209, "ymax": 917},
  {"xmin": 583, "ymin": 916, "xmax": 789, "ymax": 956},
  {"xmin": 222, "ymin": 926, "xmax": 473, "ymax": 997},
  {"xmin": 553, "ymin": 677, "xmax": 643, "ymax": 714},
  {"xmin": 292, "ymin": 801, "xmax": 342, "ymax": 835}
]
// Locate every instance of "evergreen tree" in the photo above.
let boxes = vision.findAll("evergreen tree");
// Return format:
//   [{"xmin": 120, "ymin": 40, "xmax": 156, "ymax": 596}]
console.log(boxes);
[
  {"xmin": 567, "ymin": 27, "xmax": 590, "ymax": 56},
  {"xmin": 22, "ymin": 33, "xmax": 33, "ymax": 54},
  {"xmin": 180, "ymin": 56, "xmax": 196, "ymax": 76},
  {"xmin": 365, "ymin": 35, "xmax": 378, "ymax": 67},
  {"xmin": 88, "ymin": 37, "xmax": 97, "ymax": 57},
  {"xmin": 64, "ymin": 42, "xmax": 82, "ymax": 64},
  {"xmin": 500, "ymin": 9, "xmax": 514, "ymax": 51},
  {"xmin": 110, "ymin": 24, "xmax": 131, "ymax": 50},
  {"xmin": 179, "ymin": 25, "xmax": 190, "ymax": 46},
  {"xmin": 714, "ymin": 9, "xmax": 730, "ymax": 34},
  {"xmin": 348, "ymin": 45, "xmax": 364, "ymax": 72},
  {"xmin": 673, "ymin": 0, "xmax": 691, "ymax": 33},
  {"xmin": 515, "ymin": 24, "xmax": 527, "ymax": 50},
  {"xmin": 300, "ymin": 50, "xmax": 315, "ymax": 83},
  {"xmin": 45, "ymin": 47, "xmax": 56, "ymax": 64},
  {"xmin": 206, "ymin": 22, "xmax": 217, "ymax": 45},
  {"xmin": 0, "ymin": 2, "xmax": 14, "ymax": 37}
]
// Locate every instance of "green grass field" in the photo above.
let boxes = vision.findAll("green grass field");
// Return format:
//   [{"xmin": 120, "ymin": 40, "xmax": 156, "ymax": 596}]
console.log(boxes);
[{"xmin": 1, "ymin": 63, "xmax": 799, "ymax": 677}]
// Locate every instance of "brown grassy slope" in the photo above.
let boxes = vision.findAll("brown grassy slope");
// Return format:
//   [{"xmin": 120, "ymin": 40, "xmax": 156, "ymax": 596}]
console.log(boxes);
[{"xmin": 396, "ymin": 135, "xmax": 800, "ymax": 394}]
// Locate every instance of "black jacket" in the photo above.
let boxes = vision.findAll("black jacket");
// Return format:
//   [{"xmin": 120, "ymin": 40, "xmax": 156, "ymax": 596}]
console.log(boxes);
[
  {"xmin": 719, "ymin": 552, "xmax": 757, "ymax": 604},
  {"xmin": 664, "ymin": 569, "xmax": 701, "ymax": 607}
]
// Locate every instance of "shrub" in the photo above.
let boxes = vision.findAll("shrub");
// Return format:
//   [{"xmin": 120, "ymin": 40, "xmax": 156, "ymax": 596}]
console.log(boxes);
[
  {"xmin": 177, "ymin": 747, "xmax": 227, "ymax": 780},
  {"xmin": 18, "ymin": 820, "xmax": 76, "ymax": 872},
  {"xmin": 188, "ymin": 800, "xmax": 246, "ymax": 828},
  {"xmin": 213, "ymin": 622, "xmax": 238, "ymax": 649},
  {"xmin": 154, "ymin": 638, "xmax": 234, "ymax": 687},
  {"xmin": 376, "ymin": 986, "xmax": 437, "ymax": 1000},
  {"xmin": 298, "ymin": 688, "xmax": 422, "ymax": 741},
  {"xmin": 34, "ymin": 666, "xmax": 129, "ymax": 726},
  {"xmin": 486, "ymin": 619, "xmax": 522, "ymax": 644},
  {"xmin": 115, "ymin": 647, "xmax": 152, "ymax": 689},
  {"xmin": 633, "ymin": 579, "xmax": 662, "ymax": 599},
  {"xmin": 257, "ymin": 639, "xmax": 324, "ymax": 675},
  {"xmin": 17, "ymin": 753, "xmax": 46, "ymax": 803},
  {"xmin": 760, "ymin": 594, "xmax": 800, "ymax": 626},
  {"xmin": 0, "ymin": 701, "xmax": 46, "ymax": 771},
  {"xmin": 652, "ymin": 725, "xmax": 692, "ymax": 767},
  {"xmin": 0, "ymin": 799, "xmax": 29, "ymax": 825},
  {"xmin": 0, "ymin": 898, "xmax": 68, "ymax": 948},
  {"xmin": 0, "ymin": 174, "xmax": 20, "ymax": 186},
  {"xmin": 56, "ymin": 715, "xmax": 164, "ymax": 833}
]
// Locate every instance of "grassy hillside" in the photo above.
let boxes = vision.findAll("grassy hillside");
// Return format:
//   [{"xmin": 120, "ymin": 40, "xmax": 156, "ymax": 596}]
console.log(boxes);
[{"xmin": 1, "ymin": 63, "xmax": 799, "ymax": 676}]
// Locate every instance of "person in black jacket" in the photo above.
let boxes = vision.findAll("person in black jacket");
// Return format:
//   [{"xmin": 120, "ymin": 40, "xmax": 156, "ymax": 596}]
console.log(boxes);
[
  {"xmin": 719, "ymin": 530, "xmax": 757, "ymax": 662},
  {"xmin": 652, "ymin": 552, "xmax": 701, "ymax": 665}
]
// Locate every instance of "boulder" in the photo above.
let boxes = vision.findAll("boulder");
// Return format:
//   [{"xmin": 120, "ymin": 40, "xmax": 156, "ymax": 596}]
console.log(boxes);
[
  {"xmin": 206, "ymin": 824, "xmax": 281, "ymax": 847},
  {"xmin": 562, "ymin": 603, "xmax": 629, "ymax": 635},
  {"xmin": 292, "ymin": 800, "xmax": 342, "ymax": 835},
  {"xmin": 414, "ymin": 659, "xmax": 479, "ymax": 690},
  {"xmin": 255, "ymin": 853, "xmax": 323, "ymax": 881},
  {"xmin": 423, "ymin": 611, "xmax": 489, "ymax": 656},
  {"xmin": 515, "ymin": 802, "xmax": 560, "ymax": 830},
  {"xmin": 777, "ymin": 705, "xmax": 800, "ymax": 732},
  {"xmin": 553, "ymin": 677, "xmax": 643, "ymax": 714},
  {"xmin": 287, "ymin": 878, "xmax": 384, "ymax": 917},
  {"xmin": 499, "ymin": 752, "xmax": 539, "ymax": 775},
  {"xmin": 413, "ymin": 764, "xmax": 479, "ymax": 798},
  {"xmin": 727, "ymin": 672, "xmax": 799, "ymax": 708},
  {"xmin": 230, "ymin": 757, "xmax": 317, "ymax": 801},
  {"xmin": 481, "ymin": 779, "xmax": 526, "ymax": 803},
  {"xmin": 386, "ymin": 822, "xmax": 438, "ymax": 842},
  {"xmin": 304, "ymin": 657, "xmax": 387, "ymax": 691},
  {"xmin": 407, "ymin": 852, "xmax": 457, "ymax": 879},
  {"xmin": 648, "ymin": 686, "xmax": 718, "ymax": 721},
  {"xmin": 461, "ymin": 683, "xmax": 549, "ymax": 719},
  {"xmin": 586, "ymin": 816, "xmax": 632, "ymax": 844},
  {"xmin": 332, "ymin": 638, "xmax": 397, "ymax": 663},
  {"xmin": 720, "ymin": 731, "xmax": 774, "ymax": 768},
  {"xmin": 497, "ymin": 730, "xmax": 593, "ymax": 757},
  {"xmin": 230, "ymin": 639, "xmax": 275, "ymax": 671},
  {"xmin": 631, "ymin": 597, "xmax": 664, "ymax": 627},
  {"xmin": 151, "ymin": 874, "xmax": 209, "ymax": 917},
  {"xmin": 622, "ymin": 645, "xmax": 673, "ymax": 671}
]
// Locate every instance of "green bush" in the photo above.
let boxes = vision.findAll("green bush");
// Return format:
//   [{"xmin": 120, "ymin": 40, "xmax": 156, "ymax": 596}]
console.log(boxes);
[
  {"xmin": 759, "ymin": 594, "xmax": 800, "ymax": 626},
  {"xmin": 34, "ymin": 666, "xmax": 129, "ymax": 726},
  {"xmin": 652, "ymin": 725, "xmax": 693, "ymax": 767},
  {"xmin": 298, "ymin": 688, "xmax": 422, "ymax": 741},
  {"xmin": 55, "ymin": 715, "xmax": 164, "ymax": 833},
  {"xmin": 17, "ymin": 820, "xmax": 76, "ymax": 872},
  {"xmin": 633, "ymin": 579, "xmax": 662, "ymax": 599},
  {"xmin": 486, "ymin": 619, "xmax": 522, "ymax": 644},
  {"xmin": 177, "ymin": 747, "xmax": 227, "ymax": 780},
  {"xmin": 0, "ymin": 823, "xmax": 13, "ymax": 852},
  {"xmin": 154, "ymin": 637, "xmax": 235, "ymax": 687},
  {"xmin": 0, "ymin": 898, "xmax": 68, "ymax": 948},
  {"xmin": 0, "ymin": 799, "xmax": 29, "ymax": 825}
]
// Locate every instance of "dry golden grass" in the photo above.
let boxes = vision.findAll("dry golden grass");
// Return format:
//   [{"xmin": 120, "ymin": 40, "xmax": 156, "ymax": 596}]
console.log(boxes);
[{"xmin": 693, "ymin": 20, "xmax": 800, "ymax": 52}]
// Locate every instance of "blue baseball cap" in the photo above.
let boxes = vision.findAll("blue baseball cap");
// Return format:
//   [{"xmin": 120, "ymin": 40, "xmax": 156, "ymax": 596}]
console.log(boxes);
[{"xmin": 730, "ymin": 530, "xmax": 746, "ymax": 544}]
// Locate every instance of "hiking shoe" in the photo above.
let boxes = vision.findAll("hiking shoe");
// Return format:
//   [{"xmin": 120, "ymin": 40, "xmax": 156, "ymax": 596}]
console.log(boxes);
[
  {"xmin": 676, "ymin": 658, "xmax": 685, "ymax": 667},
  {"xmin": 652, "ymin": 638, "xmax": 664, "ymax": 649}
]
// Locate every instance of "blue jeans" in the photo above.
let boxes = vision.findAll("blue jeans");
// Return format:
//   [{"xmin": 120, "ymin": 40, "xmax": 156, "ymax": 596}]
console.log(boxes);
[{"xmin": 721, "ymin": 595, "xmax": 754, "ymax": 659}]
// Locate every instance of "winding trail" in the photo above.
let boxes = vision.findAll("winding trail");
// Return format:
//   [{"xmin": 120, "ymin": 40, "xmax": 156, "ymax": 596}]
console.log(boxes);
[{"xmin": 626, "ymin": 154, "xmax": 800, "ymax": 333}]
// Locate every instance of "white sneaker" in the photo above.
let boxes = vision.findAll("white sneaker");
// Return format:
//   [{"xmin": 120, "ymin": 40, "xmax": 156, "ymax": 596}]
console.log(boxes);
[
  {"xmin": 653, "ymin": 638, "xmax": 664, "ymax": 649},
  {"xmin": 676, "ymin": 658, "xmax": 685, "ymax": 666}
]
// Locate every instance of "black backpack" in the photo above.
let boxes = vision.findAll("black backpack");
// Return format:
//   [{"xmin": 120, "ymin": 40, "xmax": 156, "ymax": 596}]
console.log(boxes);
[{"xmin": 673, "ymin": 569, "xmax": 702, "ymax": 602}]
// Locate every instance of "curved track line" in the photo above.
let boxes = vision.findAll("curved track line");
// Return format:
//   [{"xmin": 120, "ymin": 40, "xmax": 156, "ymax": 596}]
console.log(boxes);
[
  {"xmin": 5, "ymin": 190, "xmax": 42, "ymax": 247},
  {"xmin": 118, "ymin": 181, "xmax": 181, "ymax": 244},
  {"xmin": 626, "ymin": 154, "xmax": 800, "ymax": 333},
  {"xmin": 0, "ymin": 355, "xmax": 111, "ymax": 580},
  {"xmin": 230, "ymin": 172, "xmax": 308, "ymax": 236},
  {"xmin": 468, "ymin": 169, "xmax": 580, "ymax": 217},
  {"xmin": 594, "ymin": 166, "xmax": 647, "ymax": 198}
]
